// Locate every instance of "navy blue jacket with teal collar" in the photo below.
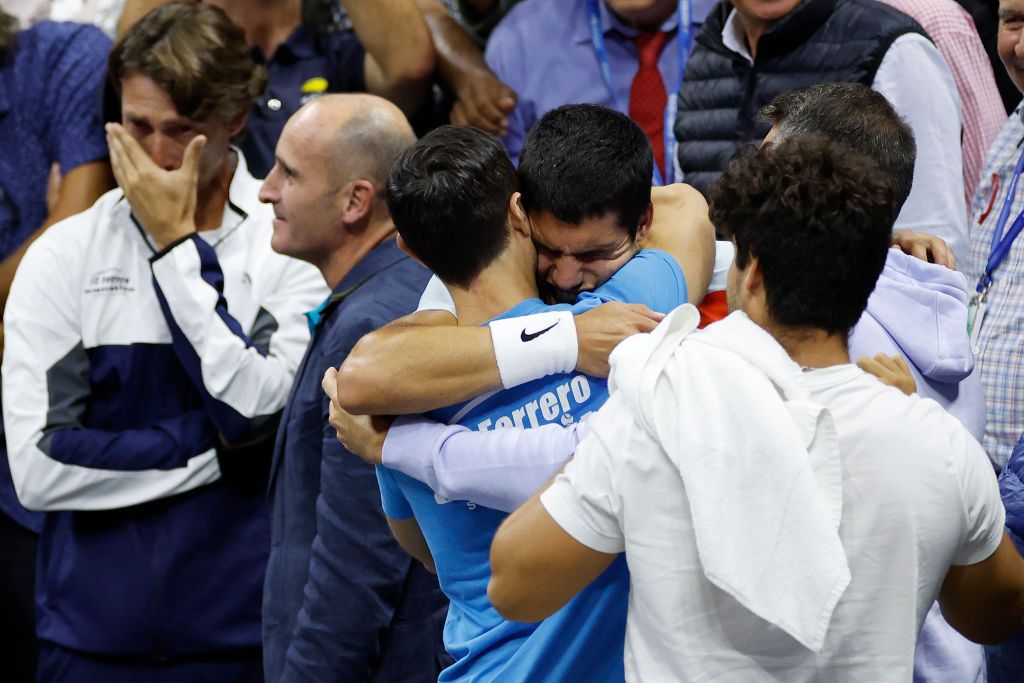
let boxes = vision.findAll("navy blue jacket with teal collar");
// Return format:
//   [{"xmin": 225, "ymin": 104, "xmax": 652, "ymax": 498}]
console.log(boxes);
[{"xmin": 263, "ymin": 236, "xmax": 448, "ymax": 682}]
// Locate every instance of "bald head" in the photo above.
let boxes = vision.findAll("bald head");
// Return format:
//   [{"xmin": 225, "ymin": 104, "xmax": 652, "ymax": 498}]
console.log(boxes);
[
  {"xmin": 290, "ymin": 94, "xmax": 416, "ymax": 193},
  {"xmin": 261, "ymin": 94, "xmax": 416, "ymax": 280}
]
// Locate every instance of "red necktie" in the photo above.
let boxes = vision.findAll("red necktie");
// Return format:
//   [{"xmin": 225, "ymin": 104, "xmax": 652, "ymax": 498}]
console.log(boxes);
[{"xmin": 629, "ymin": 31, "xmax": 670, "ymax": 180}]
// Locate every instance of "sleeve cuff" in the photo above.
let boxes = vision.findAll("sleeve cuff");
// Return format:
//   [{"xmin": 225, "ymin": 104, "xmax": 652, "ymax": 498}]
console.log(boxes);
[
  {"xmin": 540, "ymin": 477, "xmax": 624, "ymax": 555},
  {"xmin": 955, "ymin": 504, "xmax": 1007, "ymax": 566},
  {"xmin": 149, "ymin": 232, "xmax": 198, "ymax": 263}
]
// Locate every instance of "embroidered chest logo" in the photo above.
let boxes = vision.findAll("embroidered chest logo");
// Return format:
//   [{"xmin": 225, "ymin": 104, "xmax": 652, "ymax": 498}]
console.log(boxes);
[
  {"xmin": 299, "ymin": 76, "xmax": 329, "ymax": 106},
  {"xmin": 85, "ymin": 268, "xmax": 134, "ymax": 295}
]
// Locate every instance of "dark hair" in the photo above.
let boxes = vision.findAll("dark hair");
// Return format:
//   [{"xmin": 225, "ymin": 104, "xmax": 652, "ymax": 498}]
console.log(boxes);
[
  {"xmin": 761, "ymin": 83, "xmax": 915, "ymax": 219},
  {"xmin": 0, "ymin": 11, "xmax": 17, "ymax": 64},
  {"xmin": 109, "ymin": 1, "xmax": 267, "ymax": 123},
  {"xmin": 710, "ymin": 136, "xmax": 894, "ymax": 335},
  {"xmin": 386, "ymin": 125, "xmax": 518, "ymax": 288},
  {"xmin": 518, "ymin": 104, "xmax": 652, "ymax": 238}
]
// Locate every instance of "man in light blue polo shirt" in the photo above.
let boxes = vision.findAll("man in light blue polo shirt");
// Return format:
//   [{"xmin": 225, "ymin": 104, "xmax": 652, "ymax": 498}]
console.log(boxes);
[
  {"xmin": 326, "ymin": 105, "xmax": 712, "ymax": 681},
  {"xmin": 376, "ymin": 254, "xmax": 684, "ymax": 681}
]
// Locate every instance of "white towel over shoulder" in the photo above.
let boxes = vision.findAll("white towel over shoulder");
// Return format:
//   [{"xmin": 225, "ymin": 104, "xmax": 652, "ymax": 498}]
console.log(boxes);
[{"xmin": 609, "ymin": 306, "xmax": 850, "ymax": 652}]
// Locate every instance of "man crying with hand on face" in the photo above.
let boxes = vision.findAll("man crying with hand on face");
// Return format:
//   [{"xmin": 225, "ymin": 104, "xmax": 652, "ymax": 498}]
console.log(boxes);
[{"xmin": 2, "ymin": 3, "xmax": 325, "ymax": 680}]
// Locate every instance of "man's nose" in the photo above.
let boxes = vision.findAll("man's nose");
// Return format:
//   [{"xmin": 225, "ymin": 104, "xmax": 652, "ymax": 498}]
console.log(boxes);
[
  {"xmin": 259, "ymin": 165, "xmax": 281, "ymax": 205},
  {"xmin": 550, "ymin": 259, "xmax": 584, "ymax": 292},
  {"xmin": 148, "ymin": 135, "xmax": 182, "ymax": 171}
]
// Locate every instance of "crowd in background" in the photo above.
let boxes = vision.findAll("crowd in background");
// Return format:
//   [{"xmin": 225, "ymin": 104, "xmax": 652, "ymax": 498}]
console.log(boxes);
[{"xmin": 4, "ymin": 0, "xmax": 1024, "ymax": 681}]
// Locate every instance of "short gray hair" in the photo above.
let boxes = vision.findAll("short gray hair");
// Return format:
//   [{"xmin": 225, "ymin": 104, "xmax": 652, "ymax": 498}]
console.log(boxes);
[{"xmin": 760, "ymin": 82, "xmax": 916, "ymax": 218}]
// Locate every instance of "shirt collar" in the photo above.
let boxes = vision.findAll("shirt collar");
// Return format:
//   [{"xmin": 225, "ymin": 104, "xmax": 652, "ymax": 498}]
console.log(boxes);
[
  {"xmin": 573, "ymin": 0, "xmax": 680, "ymax": 44},
  {"xmin": 225, "ymin": 148, "xmax": 264, "ymax": 218},
  {"xmin": 722, "ymin": 9, "xmax": 752, "ymax": 62},
  {"xmin": 307, "ymin": 236, "xmax": 410, "ymax": 330},
  {"xmin": 720, "ymin": 0, "xmax": 836, "ymax": 62},
  {"xmin": 253, "ymin": 23, "xmax": 317, "ymax": 63}
]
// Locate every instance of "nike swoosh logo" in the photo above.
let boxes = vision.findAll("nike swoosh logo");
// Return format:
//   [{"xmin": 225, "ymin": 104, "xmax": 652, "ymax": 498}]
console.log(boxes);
[{"xmin": 521, "ymin": 321, "xmax": 559, "ymax": 342}]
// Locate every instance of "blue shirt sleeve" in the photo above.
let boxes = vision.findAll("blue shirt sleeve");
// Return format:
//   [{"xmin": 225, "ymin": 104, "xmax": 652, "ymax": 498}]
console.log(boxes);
[
  {"xmin": 376, "ymin": 465, "xmax": 415, "ymax": 520},
  {"xmin": 45, "ymin": 23, "xmax": 112, "ymax": 174},
  {"xmin": 485, "ymin": 9, "xmax": 533, "ymax": 164},
  {"xmin": 572, "ymin": 249, "xmax": 688, "ymax": 314}
]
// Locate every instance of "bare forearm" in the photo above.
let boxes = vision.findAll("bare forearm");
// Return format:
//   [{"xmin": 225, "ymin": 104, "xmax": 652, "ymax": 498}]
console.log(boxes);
[
  {"xmin": 416, "ymin": 0, "xmax": 489, "ymax": 90},
  {"xmin": 344, "ymin": 0, "xmax": 435, "ymax": 115},
  {"xmin": 387, "ymin": 517, "xmax": 436, "ymax": 573},
  {"xmin": 488, "ymin": 475, "xmax": 615, "ymax": 622},
  {"xmin": 939, "ymin": 534, "xmax": 1024, "ymax": 643},
  {"xmin": 337, "ymin": 323, "xmax": 501, "ymax": 415}
]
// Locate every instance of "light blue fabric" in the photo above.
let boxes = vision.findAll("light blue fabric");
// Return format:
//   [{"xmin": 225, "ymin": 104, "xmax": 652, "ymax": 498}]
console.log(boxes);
[
  {"xmin": 849, "ymin": 249, "xmax": 984, "ymax": 441},
  {"xmin": 377, "ymin": 249, "xmax": 686, "ymax": 682}
]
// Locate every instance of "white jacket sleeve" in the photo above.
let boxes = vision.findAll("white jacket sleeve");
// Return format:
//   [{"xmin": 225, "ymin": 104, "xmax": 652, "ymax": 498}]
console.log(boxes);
[
  {"xmin": 149, "ymin": 233, "xmax": 325, "ymax": 445},
  {"xmin": 3, "ymin": 236, "xmax": 222, "ymax": 512}
]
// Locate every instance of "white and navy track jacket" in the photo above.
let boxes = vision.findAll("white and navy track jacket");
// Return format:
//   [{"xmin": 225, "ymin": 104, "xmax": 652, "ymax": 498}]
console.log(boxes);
[{"xmin": 2, "ymin": 152, "xmax": 327, "ymax": 656}]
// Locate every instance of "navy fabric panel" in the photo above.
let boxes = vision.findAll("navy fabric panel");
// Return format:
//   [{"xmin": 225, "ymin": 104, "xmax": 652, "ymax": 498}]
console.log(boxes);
[
  {"xmin": 31, "ymin": 341, "xmax": 271, "ymax": 656},
  {"xmin": 191, "ymin": 236, "xmax": 263, "ymax": 354},
  {"xmin": 22, "ymin": 342, "xmax": 216, "ymax": 471},
  {"xmin": 35, "ymin": 441, "xmax": 271, "ymax": 656},
  {"xmin": 250, "ymin": 307, "xmax": 279, "ymax": 357},
  {"xmin": 38, "ymin": 642, "xmax": 263, "ymax": 682},
  {"xmin": 47, "ymin": 410, "xmax": 215, "ymax": 471},
  {"xmin": 989, "ymin": 437, "xmax": 1024, "ymax": 681},
  {"xmin": 150, "ymin": 255, "xmax": 271, "ymax": 445},
  {"xmin": 264, "ymin": 243, "xmax": 444, "ymax": 682},
  {"xmin": 241, "ymin": 25, "xmax": 367, "ymax": 178},
  {"xmin": 83, "ymin": 344, "xmax": 205, "ymax": 429}
]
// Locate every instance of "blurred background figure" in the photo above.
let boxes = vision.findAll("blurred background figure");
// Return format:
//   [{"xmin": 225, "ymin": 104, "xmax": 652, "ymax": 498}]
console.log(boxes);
[
  {"xmin": 0, "ymin": 8, "xmax": 112, "ymax": 682},
  {"xmin": 117, "ymin": 0, "xmax": 435, "ymax": 178}
]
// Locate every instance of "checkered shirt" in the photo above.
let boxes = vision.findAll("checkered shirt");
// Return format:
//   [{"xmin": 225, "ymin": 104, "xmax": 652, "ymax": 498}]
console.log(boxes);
[{"xmin": 969, "ymin": 105, "xmax": 1024, "ymax": 468}]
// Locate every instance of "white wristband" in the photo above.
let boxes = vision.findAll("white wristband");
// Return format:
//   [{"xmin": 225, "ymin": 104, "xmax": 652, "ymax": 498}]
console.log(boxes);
[{"xmin": 489, "ymin": 310, "xmax": 578, "ymax": 389}]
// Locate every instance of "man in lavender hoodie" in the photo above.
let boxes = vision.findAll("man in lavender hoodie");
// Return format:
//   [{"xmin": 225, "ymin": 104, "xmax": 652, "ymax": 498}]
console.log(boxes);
[
  {"xmin": 333, "ymin": 83, "xmax": 985, "ymax": 683},
  {"xmin": 761, "ymin": 84, "xmax": 985, "ymax": 448}
]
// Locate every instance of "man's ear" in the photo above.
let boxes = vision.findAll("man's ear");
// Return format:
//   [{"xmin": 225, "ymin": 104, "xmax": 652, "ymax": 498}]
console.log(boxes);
[
  {"xmin": 743, "ymin": 255, "xmax": 764, "ymax": 296},
  {"xmin": 634, "ymin": 201, "xmax": 654, "ymax": 244},
  {"xmin": 396, "ymin": 233, "xmax": 429, "ymax": 269},
  {"xmin": 227, "ymin": 110, "xmax": 249, "ymax": 139},
  {"xmin": 340, "ymin": 179, "xmax": 376, "ymax": 226},
  {"xmin": 508, "ymin": 191, "xmax": 531, "ymax": 240}
]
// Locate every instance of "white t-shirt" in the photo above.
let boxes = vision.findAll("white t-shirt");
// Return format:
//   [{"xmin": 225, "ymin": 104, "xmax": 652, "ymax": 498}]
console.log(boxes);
[{"xmin": 542, "ymin": 364, "xmax": 1004, "ymax": 682}]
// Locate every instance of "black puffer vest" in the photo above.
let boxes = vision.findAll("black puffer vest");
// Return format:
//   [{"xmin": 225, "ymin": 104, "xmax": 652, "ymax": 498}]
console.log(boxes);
[{"xmin": 674, "ymin": 0, "xmax": 924, "ymax": 196}]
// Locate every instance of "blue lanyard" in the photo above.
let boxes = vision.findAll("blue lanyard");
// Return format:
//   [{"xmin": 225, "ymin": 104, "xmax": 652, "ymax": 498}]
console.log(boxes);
[
  {"xmin": 587, "ymin": 0, "xmax": 692, "ymax": 186},
  {"xmin": 979, "ymin": 142, "xmax": 1024, "ymax": 293}
]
